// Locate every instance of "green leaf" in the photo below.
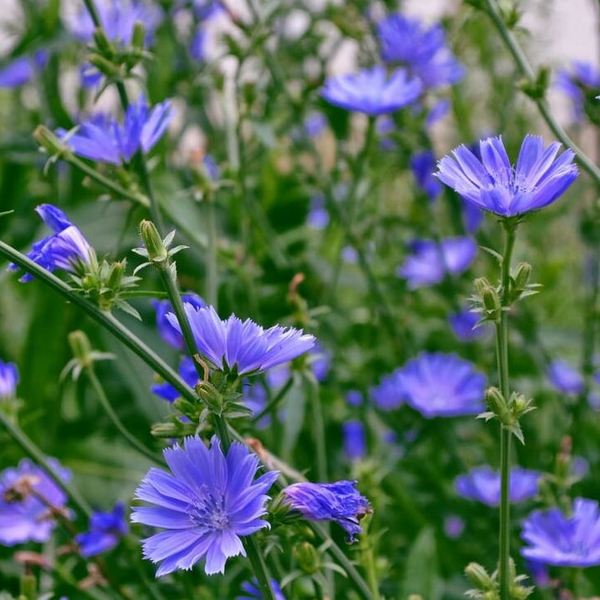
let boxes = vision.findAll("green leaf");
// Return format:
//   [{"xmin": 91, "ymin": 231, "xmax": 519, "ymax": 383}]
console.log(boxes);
[{"xmin": 401, "ymin": 527, "xmax": 442, "ymax": 600}]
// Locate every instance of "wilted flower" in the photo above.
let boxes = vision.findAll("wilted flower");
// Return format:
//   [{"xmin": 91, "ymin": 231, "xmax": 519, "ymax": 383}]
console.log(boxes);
[
  {"xmin": 455, "ymin": 466, "xmax": 541, "ymax": 506},
  {"xmin": 151, "ymin": 357, "xmax": 197, "ymax": 402},
  {"xmin": 238, "ymin": 578, "xmax": 286, "ymax": 600},
  {"xmin": 321, "ymin": 66, "xmax": 421, "ymax": 115},
  {"xmin": 282, "ymin": 480, "xmax": 371, "ymax": 542},
  {"xmin": 68, "ymin": 0, "xmax": 162, "ymax": 47},
  {"xmin": 436, "ymin": 134, "xmax": 578, "ymax": 217},
  {"xmin": 547, "ymin": 359, "xmax": 584, "ymax": 396},
  {"xmin": 0, "ymin": 51, "xmax": 48, "ymax": 88},
  {"xmin": 10, "ymin": 204, "xmax": 93, "ymax": 282},
  {"xmin": 132, "ymin": 436, "xmax": 279, "ymax": 576},
  {"xmin": 0, "ymin": 458, "xmax": 71, "ymax": 545},
  {"xmin": 370, "ymin": 370, "xmax": 404, "ymax": 411},
  {"xmin": 342, "ymin": 420, "xmax": 366, "ymax": 461},
  {"xmin": 557, "ymin": 61, "xmax": 600, "ymax": 122},
  {"xmin": 410, "ymin": 150, "xmax": 442, "ymax": 200},
  {"xmin": 167, "ymin": 304, "xmax": 315, "ymax": 376},
  {"xmin": 76, "ymin": 502, "xmax": 128, "ymax": 557},
  {"xmin": 377, "ymin": 14, "xmax": 464, "ymax": 90},
  {"xmin": 397, "ymin": 237, "xmax": 477, "ymax": 289},
  {"xmin": 521, "ymin": 498, "xmax": 600, "ymax": 567},
  {"xmin": 448, "ymin": 309, "xmax": 485, "ymax": 342},
  {"xmin": 397, "ymin": 352, "xmax": 485, "ymax": 418},
  {"xmin": 0, "ymin": 360, "xmax": 19, "ymax": 399},
  {"xmin": 57, "ymin": 95, "xmax": 173, "ymax": 165},
  {"xmin": 153, "ymin": 294, "xmax": 205, "ymax": 350}
]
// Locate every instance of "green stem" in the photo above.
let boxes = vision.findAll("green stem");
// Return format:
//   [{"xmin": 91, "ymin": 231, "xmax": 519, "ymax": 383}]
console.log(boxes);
[
  {"xmin": 253, "ymin": 376, "xmax": 294, "ymax": 423},
  {"xmin": 305, "ymin": 374, "xmax": 327, "ymax": 482},
  {"xmin": 0, "ymin": 411, "xmax": 93, "ymax": 518},
  {"xmin": 496, "ymin": 221, "xmax": 517, "ymax": 600},
  {"xmin": 483, "ymin": 0, "xmax": 600, "ymax": 185},
  {"xmin": 84, "ymin": 365, "xmax": 163, "ymax": 464},
  {"xmin": 206, "ymin": 195, "xmax": 219, "ymax": 308},
  {"xmin": 244, "ymin": 536, "xmax": 275, "ymax": 600},
  {"xmin": 360, "ymin": 518, "xmax": 381, "ymax": 600}
]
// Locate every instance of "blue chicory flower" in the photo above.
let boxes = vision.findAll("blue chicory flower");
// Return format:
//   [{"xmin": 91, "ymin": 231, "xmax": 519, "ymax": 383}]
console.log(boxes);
[
  {"xmin": 448, "ymin": 309, "xmax": 485, "ymax": 342},
  {"xmin": 238, "ymin": 578, "xmax": 286, "ymax": 600},
  {"xmin": 556, "ymin": 61, "xmax": 600, "ymax": 122},
  {"xmin": 153, "ymin": 293, "xmax": 205, "ymax": 350},
  {"xmin": 76, "ymin": 502, "xmax": 128, "ymax": 557},
  {"xmin": 303, "ymin": 112, "xmax": 327, "ymax": 137},
  {"xmin": 282, "ymin": 480, "xmax": 371, "ymax": 542},
  {"xmin": 455, "ymin": 466, "xmax": 541, "ymax": 506},
  {"xmin": 0, "ymin": 50, "xmax": 48, "ymax": 88},
  {"xmin": 321, "ymin": 66, "xmax": 421, "ymax": 115},
  {"xmin": 521, "ymin": 498, "xmax": 600, "ymax": 567},
  {"xmin": 397, "ymin": 352, "xmax": 486, "ymax": 418},
  {"xmin": 242, "ymin": 381, "xmax": 270, "ymax": 429},
  {"xmin": 167, "ymin": 304, "xmax": 315, "ymax": 376},
  {"xmin": 151, "ymin": 357, "xmax": 197, "ymax": 402},
  {"xmin": 345, "ymin": 390, "xmax": 363, "ymax": 407},
  {"xmin": 341, "ymin": 245, "xmax": 358, "ymax": 264},
  {"xmin": 444, "ymin": 515, "xmax": 465, "ymax": 539},
  {"xmin": 377, "ymin": 14, "xmax": 464, "ymax": 90},
  {"xmin": 307, "ymin": 195, "xmax": 330, "ymax": 230},
  {"xmin": 547, "ymin": 359, "xmax": 584, "ymax": 396},
  {"xmin": 343, "ymin": 420, "xmax": 366, "ymax": 461},
  {"xmin": 370, "ymin": 370, "xmax": 404, "ymax": 411},
  {"xmin": 0, "ymin": 458, "xmax": 71, "ymax": 545},
  {"xmin": 410, "ymin": 150, "xmax": 442, "ymax": 200},
  {"xmin": 58, "ymin": 95, "xmax": 173, "ymax": 165},
  {"xmin": 436, "ymin": 134, "xmax": 579, "ymax": 217},
  {"xmin": 131, "ymin": 436, "xmax": 279, "ymax": 576},
  {"xmin": 397, "ymin": 237, "xmax": 477, "ymax": 289},
  {"xmin": 11, "ymin": 204, "xmax": 93, "ymax": 282},
  {"xmin": 0, "ymin": 360, "xmax": 19, "ymax": 399}
]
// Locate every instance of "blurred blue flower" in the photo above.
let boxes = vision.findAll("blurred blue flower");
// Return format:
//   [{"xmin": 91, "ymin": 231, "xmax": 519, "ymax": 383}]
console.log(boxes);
[
  {"xmin": 345, "ymin": 390, "xmax": 363, "ymax": 407},
  {"xmin": 343, "ymin": 420, "xmax": 366, "ymax": 461},
  {"xmin": 377, "ymin": 14, "xmax": 464, "ymax": 90},
  {"xmin": 58, "ymin": 95, "xmax": 172, "ymax": 165},
  {"xmin": 321, "ymin": 66, "xmax": 421, "ymax": 115},
  {"xmin": 307, "ymin": 195, "xmax": 329, "ymax": 229},
  {"xmin": 193, "ymin": 0, "xmax": 224, "ymax": 20},
  {"xmin": 397, "ymin": 237, "xmax": 476, "ymax": 289},
  {"xmin": 151, "ymin": 356, "xmax": 197, "ymax": 402},
  {"xmin": 238, "ymin": 578, "xmax": 286, "ymax": 600},
  {"xmin": 69, "ymin": 0, "xmax": 162, "ymax": 47},
  {"xmin": 0, "ymin": 360, "xmax": 19, "ymax": 399},
  {"xmin": 521, "ymin": 498, "xmax": 600, "ymax": 567},
  {"xmin": 132, "ymin": 436, "xmax": 278, "ymax": 576},
  {"xmin": 0, "ymin": 458, "xmax": 71, "ymax": 545},
  {"xmin": 525, "ymin": 560, "xmax": 551, "ymax": 588},
  {"xmin": 303, "ymin": 112, "xmax": 327, "ymax": 137},
  {"xmin": 341, "ymin": 245, "xmax": 358, "ymax": 264},
  {"xmin": 153, "ymin": 293, "xmax": 205, "ymax": 350},
  {"xmin": 282, "ymin": 480, "xmax": 370, "ymax": 542},
  {"xmin": 0, "ymin": 50, "xmax": 48, "ymax": 88},
  {"xmin": 455, "ymin": 466, "xmax": 541, "ymax": 506},
  {"xmin": 426, "ymin": 98, "xmax": 450, "ymax": 126},
  {"xmin": 436, "ymin": 134, "xmax": 578, "ymax": 217},
  {"xmin": 443, "ymin": 515, "xmax": 465, "ymax": 539},
  {"xmin": 547, "ymin": 359, "xmax": 584, "ymax": 396},
  {"xmin": 557, "ymin": 61, "xmax": 600, "ymax": 122},
  {"xmin": 242, "ymin": 381, "xmax": 270, "ymax": 429},
  {"xmin": 461, "ymin": 198, "xmax": 484, "ymax": 233},
  {"xmin": 190, "ymin": 27, "xmax": 207, "ymax": 61},
  {"xmin": 410, "ymin": 150, "xmax": 442, "ymax": 200},
  {"xmin": 398, "ymin": 352, "xmax": 485, "ymax": 418},
  {"xmin": 370, "ymin": 370, "xmax": 403, "ymax": 411},
  {"xmin": 310, "ymin": 343, "xmax": 331, "ymax": 381},
  {"xmin": 10, "ymin": 204, "xmax": 93, "ymax": 282},
  {"xmin": 448, "ymin": 309, "xmax": 484, "ymax": 342},
  {"xmin": 76, "ymin": 502, "xmax": 128, "ymax": 557},
  {"xmin": 167, "ymin": 304, "xmax": 315, "ymax": 376}
]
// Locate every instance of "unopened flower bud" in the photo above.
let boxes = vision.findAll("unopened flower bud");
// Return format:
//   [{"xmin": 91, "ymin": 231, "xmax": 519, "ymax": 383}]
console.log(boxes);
[
  {"xmin": 33, "ymin": 125, "xmax": 70, "ymax": 157},
  {"xmin": 68, "ymin": 330, "xmax": 93, "ymax": 369},
  {"xmin": 139, "ymin": 220, "xmax": 168, "ymax": 263},
  {"xmin": 512, "ymin": 262, "xmax": 532, "ymax": 291},
  {"xmin": 293, "ymin": 542, "xmax": 321, "ymax": 575},
  {"xmin": 107, "ymin": 260, "xmax": 125, "ymax": 290},
  {"xmin": 93, "ymin": 27, "xmax": 116, "ymax": 57},
  {"xmin": 465, "ymin": 562, "xmax": 494, "ymax": 589},
  {"xmin": 132, "ymin": 21, "xmax": 146, "ymax": 50},
  {"xmin": 88, "ymin": 53, "xmax": 122, "ymax": 78},
  {"xmin": 485, "ymin": 387, "xmax": 510, "ymax": 423}
]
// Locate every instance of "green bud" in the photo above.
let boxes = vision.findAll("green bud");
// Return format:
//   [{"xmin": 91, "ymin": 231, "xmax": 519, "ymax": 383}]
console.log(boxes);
[
  {"xmin": 68, "ymin": 330, "xmax": 93, "ymax": 369},
  {"xmin": 132, "ymin": 21, "xmax": 146, "ymax": 50},
  {"xmin": 33, "ymin": 125, "xmax": 70, "ymax": 157},
  {"xmin": 293, "ymin": 542, "xmax": 321, "ymax": 575},
  {"xmin": 465, "ymin": 562, "xmax": 494, "ymax": 589},
  {"xmin": 93, "ymin": 27, "xmax": 116, "ymax": 57},
  {"xmin": 106, "ymin": 260, "xmax": 125, "ymax": 290},
  {"xmin": 195, "ymin": 381, "xmax": 223, "ymax": 413},
  {"xmin": 474, "ymin": 277, "xmax": 501, "ymax": 318},
  {"xmin": 485, "ymin": 387, "xmax": 510, "ymax": 423},
  {"xmin": 512, "ymin": 262, "xmax": 532, "ymax": 292},
  {"xmin": 88, "ymin": 53, "xmax": 122, "ymax": 78},
  {"xmin": 151, "ymin": 422, "xmax": 181, "ymax": 438},
  {"xmin": 139, "ymin": 220, "xmax": 168, "ymax": 263}
]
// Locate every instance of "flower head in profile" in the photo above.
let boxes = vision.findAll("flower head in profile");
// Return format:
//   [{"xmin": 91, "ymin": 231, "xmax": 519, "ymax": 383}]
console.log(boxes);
[
  {"xmin": 58, "ymin": 95, "xmax": 173, "ymax": 165},
  {"xmin": 76, "ymin": 502, "xmax": 128, "ymax": 557},
  {"xmin": 410, "ymin": 150, "xmax": 442, "ymax": 200},
  {"xmin": 0, "ymin": 458, "xmax": 71, "ymax": 545},
  {"xmin": 370, "ymin": 370, "xmax": 404, "ymax": 411},
  {"xmin": 0, "ymin": 50, "xmax": 48, "ymax": 88},
  {"xmin": 237, "ymin": 578, "xmax": 286, "ymax": 600},
  {"xmin": 167, "ymin": 304, "xmax": 315, "ymax": 376},
  {"xmin": 0, "ymin": 360, "xmax": 19, "ymax": 399},
  {"xmin": 547, "ymin": 359, "xmax": 584, "ymax": 396},
  {"xmin": 152, "ymin": 357, "xmax": 198, "ymax": 402},
  {"xmin": 377, "ymin": 14, "xmax": 463, "ymax": 90},
  {"xmin": 132, "ymin": 436, "xmax": 279, "ymax": 576},
  {"xmin": 557, "ymin": 61, "xmax": 600, "ymax": 122},
  {"xmin": 397, "ymin": 352, "xmax": 485, "ymax": 418},
  {"xmin": 10, "ymin": 204, "xmax": 93, "ymax": 282},
  {"xmin": 153, "ymin": 293, "xmax": 205, "ymax": 350},
  {"xmin": 397, "ymin": 237, "xmax": 476, "ymax": 289},
  {"xmin": 282, "ymin": 481, "xmax": 371, "ymax": 542},
  {"xmin": 521, "ymin": 498, "xmax": 600, "ymax": 567},
  {"xmin": 321, "ymin": 66, "xmax": 421, "ymax": 115},
  {"xmin": 436, "ymin": 134, "xmax": 578, "ymax": 217},
  {"xmin": 455, "ymin": 466, "xmax": 541, "ymax": 507},
  {"xmin": 68, "ymin": 0, "xmax": 162, "ymax": 47},
  {"xmin": 343, "ymin": 420, "xmax": 366, "ymax": 461}
]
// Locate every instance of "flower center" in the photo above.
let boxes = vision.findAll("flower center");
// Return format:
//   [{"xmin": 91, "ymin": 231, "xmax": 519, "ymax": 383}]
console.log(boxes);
[{"xmin": 188, "ymin": 487, "xmax": 229, "ymax": 531}]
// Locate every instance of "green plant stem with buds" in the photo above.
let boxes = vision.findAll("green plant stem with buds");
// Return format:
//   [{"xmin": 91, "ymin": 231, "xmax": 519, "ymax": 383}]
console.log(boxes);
[{"xmin": 496, "ymin": 220, "xmax": 518, "ymax": 600}]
